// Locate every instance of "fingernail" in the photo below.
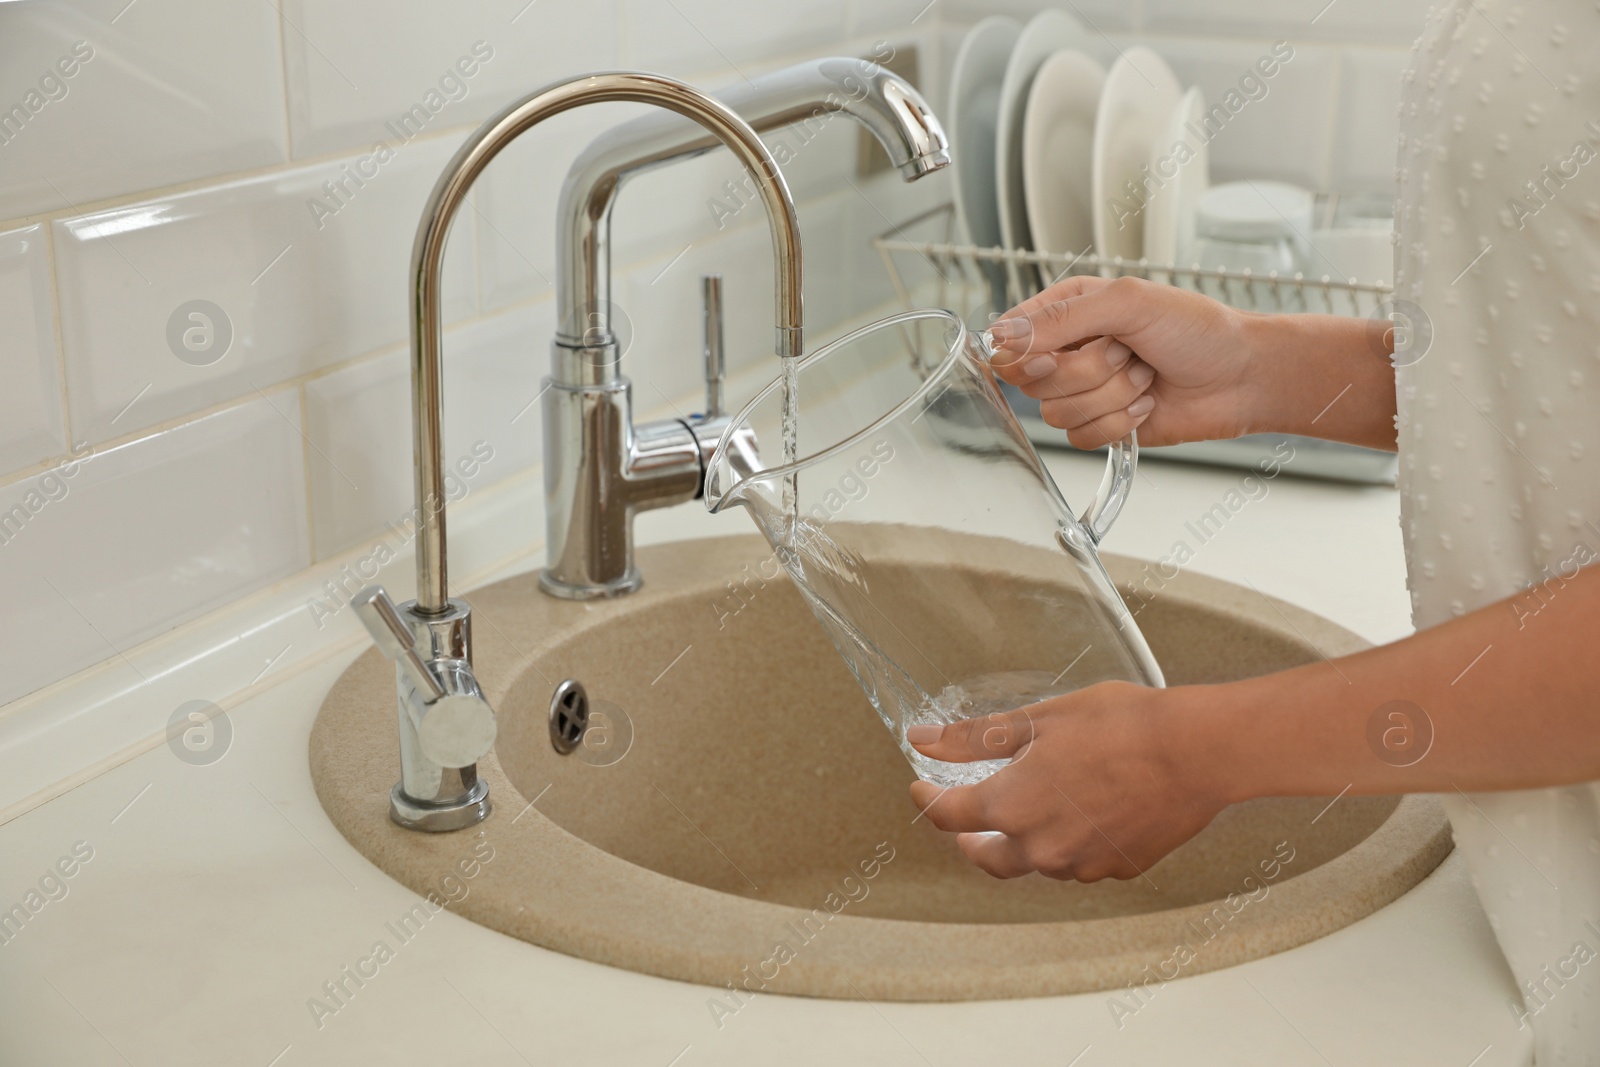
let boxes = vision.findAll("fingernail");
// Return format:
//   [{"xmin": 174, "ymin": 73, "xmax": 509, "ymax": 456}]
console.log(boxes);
[
  {"xmin": 990, "ymin": 318, "xmax": 1029, "ymax": 342},
  {"xmin": 1127, "ymin": 361, "xmax": 1156, "ymax": 390},
  {"xmin": 1127, "ymin": 395, "xmax": 1156, "ymax": 418},
  {"xmin": 1021, "ymin": 355, "xmax": 1055, "ymax": 380},
  {"xmin": 1105, "ymin": 341, "xmax": 1133, "ymax": 370},
  {"xmin": 906, "ymin": 725, "xmax": 942, "ymax": 744}
]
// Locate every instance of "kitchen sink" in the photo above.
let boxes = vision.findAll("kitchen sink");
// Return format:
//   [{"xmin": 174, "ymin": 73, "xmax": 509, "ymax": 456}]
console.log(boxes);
[{"xmin": 310, "ymin": 535, "xmax": 1450, "ymax": 1000}]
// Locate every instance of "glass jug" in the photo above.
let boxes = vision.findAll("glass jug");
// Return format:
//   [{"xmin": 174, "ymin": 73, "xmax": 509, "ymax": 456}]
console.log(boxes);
[{"xmin": 704, "ymin": 308, "xmax": 1164, "ymax": 788}]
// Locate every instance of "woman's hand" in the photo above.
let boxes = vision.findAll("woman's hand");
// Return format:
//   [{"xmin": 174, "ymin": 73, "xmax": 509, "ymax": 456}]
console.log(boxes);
[
  {"xmin": 906, "ymin": 561, "xmax": 1600, "ymax": 884},
  {"xmin": 986, "ymin": 275, "xmax": 1400, "ymax": 452},
  {"xmin": 905, "ymin": 682, "xmax": 1231, "ymax": 882},
  {"xmin": 987, "ymin": 275, "xmax": 1262, "ymax": 449}
]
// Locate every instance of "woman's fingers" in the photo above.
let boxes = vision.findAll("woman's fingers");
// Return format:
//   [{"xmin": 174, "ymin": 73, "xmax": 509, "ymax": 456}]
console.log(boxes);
[
  {"xmin": 956, "ymin": 832, "xmax": 1036, "ymax": 879},
  {"xmin": 912, "ymin": 784, "xmax": 1137, "ymax": 881},
  {"xmin": 996, "ymin": 273, "xmax": 1113, "ymax": 322},
  {"xmin": 1035, "ymin": 357, "xmax": 1156, "ymax": 446},
  {"xmin": 994, "ymin": 336, "xmax": 1158, "ymax": 449},
  {"xmin": 906, "ymin": 707, "xmax": 1036, "ymax": 763},
  {"xmin": 989, "ymin": 276, "xmax": 1155, "ymax": 360},
  {"xmin": 1051, "ymin": 395, "xmax": 1156, "ymax": 450},
  {"xmin": 908, "ymin": 780, "xmax": 993, "ymax": 833},
  {"xmin": 1039, "ymin": 356, "xmax": 1153, "ymax": 427},
  {"xmin": 1006, "ymin": 337, "xmax": 1134, "ymax": 399}
]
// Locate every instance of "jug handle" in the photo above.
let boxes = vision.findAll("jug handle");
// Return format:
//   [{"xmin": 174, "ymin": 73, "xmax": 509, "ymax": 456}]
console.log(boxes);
[
  {"xmin": 1079, "ymin": 432, "xmax": 1137, "ymax": 545},
  {"xmin": 977, "ymin": 324, "xmax": 1137, "ymax": 545}
]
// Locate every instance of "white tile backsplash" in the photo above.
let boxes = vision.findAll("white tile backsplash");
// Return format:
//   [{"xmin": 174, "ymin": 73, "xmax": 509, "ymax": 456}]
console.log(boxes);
[
  {"xmin": 848, "ymin": 0, "xmax": 948, "ymax": 36},
  {"xmin": 617, "ymin": 164, "xmax": 946, "ymax": 406},
  {"xmin": 0, "ymin": 393, "xmax": 309, "ymax": 705},
  {"xmin": 53, "ymin": 136, "xmax": 476, "ymax": 445},
  {"xmin": 471, "ymin": 106, "xmax": 602, "ymax": 313},
  {"xmin": 0, "ymin": 0, "xmax": 288, "ymax": 219},
  {"xmin": 940, "ymin": 0, "xmax": 1137, "ymax": 32},
  {"xmin": 604, "ymin": 98, "xmax": 865, "ymax": 273},
  {"xmin": 621, "ymin": 220, "xmax": 776, "ymax": 407},
  {"xmin": 1142, "ymin": 0, "xmax": 1431, "ymax": 45},
  {"xmin": 622, "ymin": 0, "xmax": 850, "ymax": 75},
  {"xmin": 280, "ymin": 0, "xmax": 619, "ymax": 160},
  {"xmin": 0, "ymin": 225, "xmax": 68, "ymax": 473},
  {"xmin": 302, "ymin": 301, "xmax": 548, "ymax": 559},
  {"xmin": 1, "ymin": 0, "xmax": 1418, "ymax": 723}
]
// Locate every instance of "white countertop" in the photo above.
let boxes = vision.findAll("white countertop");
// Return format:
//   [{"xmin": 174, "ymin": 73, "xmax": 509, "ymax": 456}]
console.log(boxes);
[{"xmin": 0, "ymin": 447, "xmax": 1529, "ymax": 1066}]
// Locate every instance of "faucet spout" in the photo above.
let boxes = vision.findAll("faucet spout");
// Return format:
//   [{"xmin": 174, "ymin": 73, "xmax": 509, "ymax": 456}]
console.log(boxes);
[
  {"xmin": 407, "ymin": 71, "xmax": 802, "ymax": 615},
  {"xmin": 551, "ymin": 56, "xmax": 950, "ymax": 384}
]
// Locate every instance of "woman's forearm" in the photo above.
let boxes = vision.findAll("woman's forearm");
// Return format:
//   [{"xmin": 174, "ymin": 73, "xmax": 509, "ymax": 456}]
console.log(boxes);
[
  {"xmin": 1183, "ymin": 560, "xmax": 1600, "ymax": 801},
  {"xmin": 1240, "ymin": 311, "xmax": 1397, "ymax": 451}
]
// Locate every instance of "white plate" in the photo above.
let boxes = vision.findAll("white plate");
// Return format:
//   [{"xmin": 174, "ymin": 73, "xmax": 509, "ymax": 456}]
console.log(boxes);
[
  {"xmin": 995, "ymin": 10, "xmax": 1089, "ymax": 282},
  {"xmin": 1021, "ymin": 49, "xmax": 1105, "ymax": 269},
  {"xmin": 1142, "ymin": 85, "xmax": 1209, "ymax": 267},
  {"xmin": 949, "ymin": 17, "xmax": 1022, "ymax": 256},
  {"xmin": 1091, "ymin": 46, "xmax": 1182, "ymax": 263}
]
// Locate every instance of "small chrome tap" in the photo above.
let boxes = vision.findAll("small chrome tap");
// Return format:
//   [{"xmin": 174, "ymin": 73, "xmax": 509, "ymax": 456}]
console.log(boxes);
[
  {"xmin": 352, "ymin": 586, "xmax": 495, "ymax": 831},
  {"xmin": 359, "ymin": 68, "xmax": 823, "ymax": 831}
]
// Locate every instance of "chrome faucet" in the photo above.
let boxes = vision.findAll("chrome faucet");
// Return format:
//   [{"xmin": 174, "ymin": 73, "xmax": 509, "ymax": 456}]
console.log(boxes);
[
  {"xmin": 352, "ymin": 69, "xmax": 809, "ymax": 831},
  {"xmin": 355, "ymin": 60, "xmax": 948, "ymax": 831},
  {"xmin": 540, "ymin": 57, "xmax": 950, "ymax": 598}
]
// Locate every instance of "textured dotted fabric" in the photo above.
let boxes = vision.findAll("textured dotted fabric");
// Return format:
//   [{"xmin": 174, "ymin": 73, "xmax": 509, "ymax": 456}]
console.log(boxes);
[{"xmin": 1395, "ymin": 1, "xmax": 1600, "ymax": 1056}]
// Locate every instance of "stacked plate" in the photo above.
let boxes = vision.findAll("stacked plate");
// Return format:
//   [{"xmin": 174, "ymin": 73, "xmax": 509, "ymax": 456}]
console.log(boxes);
[{"xmin": 949, "ymin": 13, "xmax": 1206, "ymax": 300}]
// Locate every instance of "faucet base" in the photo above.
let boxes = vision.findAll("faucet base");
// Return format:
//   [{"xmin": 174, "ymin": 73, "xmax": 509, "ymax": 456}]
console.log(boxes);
[
  {"xmin": 388, "ymin": 779, "xmax": 491, "ymax": 832},
  {"xmin": 538, "ymin": 567, "xmax": 643, "ymax": 601}
]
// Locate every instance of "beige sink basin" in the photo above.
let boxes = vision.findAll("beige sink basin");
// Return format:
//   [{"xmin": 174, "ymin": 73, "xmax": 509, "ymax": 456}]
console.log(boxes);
[{"xmin": 311, "ymin": 535, "xmax": 1450, "ymax": 1000}]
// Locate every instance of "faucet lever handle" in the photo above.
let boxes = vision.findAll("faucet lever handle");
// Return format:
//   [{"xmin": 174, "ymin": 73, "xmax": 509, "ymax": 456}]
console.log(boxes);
[
  {"xmin": 353, "ymin": 585, "xmax": 447, "ymax": 703},
  {"xmin": 701, "ymin": 274, "xmax": 724, "ymax": 418}
]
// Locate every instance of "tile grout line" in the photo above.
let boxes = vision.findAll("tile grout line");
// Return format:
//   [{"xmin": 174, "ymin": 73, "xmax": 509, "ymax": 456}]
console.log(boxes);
[
  {"xmin": 271, "ymin": 0, "xmax": 296, "ymax": 162},
  {"xmin": 0, "ymin": 288, "xmax": 537, "ymax": 491},
  {"xmin": 0, "ymin": 117, "xmax": 493, "ymax": 236},
  {"xmin": 40, "ymin": 217, "xmax": 76, "ymax": 453},
  {"xmin": 296, "ymin": 384, "xmax": 319, "ymax": 564},
  {"xmin": 0, "ymin": 380, "xmax": 302, "ymax": 493}
]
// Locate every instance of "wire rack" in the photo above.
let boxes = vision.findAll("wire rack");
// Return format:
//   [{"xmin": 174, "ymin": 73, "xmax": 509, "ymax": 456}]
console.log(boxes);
[
  {"xmin": 871, "ymin": 202, "xmax": 1393, "ymax": 320},
  {"xmin": 869, "ymin": 203, "xmax": 1400, "ymax": 485}
]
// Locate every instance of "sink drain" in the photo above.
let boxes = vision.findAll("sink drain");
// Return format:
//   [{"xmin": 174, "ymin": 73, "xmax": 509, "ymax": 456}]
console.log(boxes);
[{"xmin": 548, "ymin": 679, "xmax": 590, "ymax": 754}]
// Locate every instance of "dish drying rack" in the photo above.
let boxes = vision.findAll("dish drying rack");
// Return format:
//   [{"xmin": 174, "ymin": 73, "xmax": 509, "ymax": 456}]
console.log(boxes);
[{"xmin": 870, "ymin": 203, "xmax": 1399, "ymax": 485}]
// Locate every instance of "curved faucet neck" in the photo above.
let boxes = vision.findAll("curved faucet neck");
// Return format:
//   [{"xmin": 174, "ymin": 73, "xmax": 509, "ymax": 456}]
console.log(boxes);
[
  {"xmin": 551, "ymin": 57, "xmax": 949, "ymax": 387},
  {"xmin": 406, "ymin": 71, "xmax": 803, "ymax": 614}
]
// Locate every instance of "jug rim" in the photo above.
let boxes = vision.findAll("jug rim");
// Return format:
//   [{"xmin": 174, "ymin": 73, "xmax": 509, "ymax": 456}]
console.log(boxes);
[{"xmin": 704, "ymin": 308, "xmax": 984, "ymax": 512}]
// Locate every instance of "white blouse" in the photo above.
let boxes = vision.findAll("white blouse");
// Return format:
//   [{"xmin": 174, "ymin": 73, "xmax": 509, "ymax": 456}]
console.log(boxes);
[{"xmin": 1395, "ymin": 0, "xmax": 1600, "ymax": 1057}]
